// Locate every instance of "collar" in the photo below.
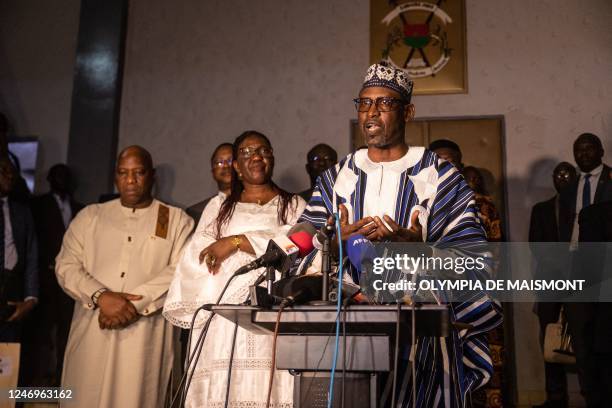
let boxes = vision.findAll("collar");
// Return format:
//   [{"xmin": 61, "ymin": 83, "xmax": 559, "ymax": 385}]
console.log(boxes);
[
  {"xmin": 119, "ymin": 198, "xmax": 156, "ymax": 216},
  {"xmin": 354, "ymin": 146, "xmax": 424, "ymax": 174},
  {"xmin": 580, "ymin": 163, "xmax": 603, "ymax": 178}
]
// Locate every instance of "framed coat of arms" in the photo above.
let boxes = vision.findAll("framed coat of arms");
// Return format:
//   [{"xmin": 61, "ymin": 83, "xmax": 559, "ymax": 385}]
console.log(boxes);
[{"xmin": 370, "ymin": 0, "xmax": 467, "ymax": 95}]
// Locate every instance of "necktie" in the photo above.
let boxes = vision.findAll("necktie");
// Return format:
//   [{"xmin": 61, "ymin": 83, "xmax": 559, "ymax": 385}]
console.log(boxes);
[{"xmin": 582, "ymin": 174, "xmax": 592, "ymax": 209}]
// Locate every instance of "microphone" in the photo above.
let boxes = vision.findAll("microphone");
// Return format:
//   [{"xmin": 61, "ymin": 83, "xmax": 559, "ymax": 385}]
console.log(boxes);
[
  {"xmin": 234, "ymin": 224, "xmax": 317, "ymax": 276},
  {"xmin": 346, "ymin": 234, "xmax": 377, "ymax": 277},
  {"xmin": 312, "ymin": 223, "xmax": 336, "ymax": 250},
  {"xmin": 286, "ymin": 223, "xmax": 315, "ymax": 258}
]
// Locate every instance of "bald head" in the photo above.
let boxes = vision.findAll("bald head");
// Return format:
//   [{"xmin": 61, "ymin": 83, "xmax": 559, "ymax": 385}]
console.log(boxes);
[
  {"xmin": 117, "ymin": 145, "xmax": 153, "ymax": 170},
  {"xmin": 115, "ymin": 145, "xmax": 155, "ymax": 208}
]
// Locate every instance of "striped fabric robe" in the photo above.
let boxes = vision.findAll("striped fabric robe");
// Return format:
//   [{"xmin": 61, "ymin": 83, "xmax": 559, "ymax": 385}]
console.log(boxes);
[{"xmin": 297, "ymin": 147, "xmax": 503, "ymax": 408}]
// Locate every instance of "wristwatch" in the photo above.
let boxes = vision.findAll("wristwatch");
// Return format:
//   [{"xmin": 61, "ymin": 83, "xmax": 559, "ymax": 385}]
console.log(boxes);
[{"xmin": 91, "ymin": 288, "xmax": 109, "ymax": 308}]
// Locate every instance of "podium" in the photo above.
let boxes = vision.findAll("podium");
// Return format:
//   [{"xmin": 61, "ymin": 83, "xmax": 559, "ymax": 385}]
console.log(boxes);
[{"xmin": 210, "ymin": 304, "xmax": 450, "ymax": 408}]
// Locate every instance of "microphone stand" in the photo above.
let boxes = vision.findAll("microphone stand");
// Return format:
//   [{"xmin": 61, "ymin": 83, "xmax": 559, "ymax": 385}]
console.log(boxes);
[
  {"xmin": 311, "ymin": 224, "xmax": 335, "ymax": 305},
  {"xmin": 266, "ymin": 265, "xmax": 275, "ymax": 295}
]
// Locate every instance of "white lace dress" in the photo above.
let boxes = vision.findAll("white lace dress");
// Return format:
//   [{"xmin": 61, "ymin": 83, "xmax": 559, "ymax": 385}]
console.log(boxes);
[{"xmin": 163, "ymin": 194, "xmax": 306, "ymax": 408}]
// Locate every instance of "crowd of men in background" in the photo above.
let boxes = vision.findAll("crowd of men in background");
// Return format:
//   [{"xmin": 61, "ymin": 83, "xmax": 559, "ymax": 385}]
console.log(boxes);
[{"xmin": 0, "ymin": 106, "xmax": 610, "ymax": 407}]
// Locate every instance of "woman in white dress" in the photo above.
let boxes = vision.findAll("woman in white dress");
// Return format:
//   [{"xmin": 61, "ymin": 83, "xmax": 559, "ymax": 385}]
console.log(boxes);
[{"xmin": 164, "ymin": 130, "xmax": 306, "ymax": 408}]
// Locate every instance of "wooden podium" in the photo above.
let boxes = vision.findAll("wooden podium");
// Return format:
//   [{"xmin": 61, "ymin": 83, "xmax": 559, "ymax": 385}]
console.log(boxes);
[{"xmin": 210, "ymin": 304, "xmax": 450, "ymax": 408}]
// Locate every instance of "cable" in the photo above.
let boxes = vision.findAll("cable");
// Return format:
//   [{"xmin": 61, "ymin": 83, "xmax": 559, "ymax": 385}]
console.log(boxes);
[
  {"xmin": 326, "ymin": 212, "xmax": 343, "ymax": 408},
  {"xmin": 266, "ymin": 302, "xmax": 287, "ymax": 407},
  {"xmin": 391, "ymin": 302, "xmax": 401, "ymax": 407},
  {"xmin": 169, "ymin": 305, "xmax": 213, "ymax": 408},
  {"xmin": 181, "ymin": 312, "xmax": 215, "ymax": 407},
  {"xmin": 223, "ymin": 322, "xmax": 239, "ymax": 408},
  {"xmin": 412, "ymin": 304, "xmax": 417, "ymax": 408},
  {"xmin": 341, "ymin": 296, "xmax": 349, "ymax": 408},
  {"xmin": 171, "ymin": 268, "xmax": 248, "ymax": 407}
]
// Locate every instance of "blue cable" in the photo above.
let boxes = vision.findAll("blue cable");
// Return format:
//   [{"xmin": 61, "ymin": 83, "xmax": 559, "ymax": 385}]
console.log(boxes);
[{"xmin": 327, "ymin": 212, "xmax": 343, "ymax": 408}]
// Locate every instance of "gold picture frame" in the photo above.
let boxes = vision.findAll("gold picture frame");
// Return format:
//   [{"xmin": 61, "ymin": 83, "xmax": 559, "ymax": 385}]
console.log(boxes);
[{"xmin": 370, "ymin": 0, "xmax": 467, "ymax": 95}]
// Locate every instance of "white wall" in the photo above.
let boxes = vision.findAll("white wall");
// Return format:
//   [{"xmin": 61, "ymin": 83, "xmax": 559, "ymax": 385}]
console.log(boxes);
[{"xmin": 0, "ymin": 0, "xmax": 80, "ymax": 193}]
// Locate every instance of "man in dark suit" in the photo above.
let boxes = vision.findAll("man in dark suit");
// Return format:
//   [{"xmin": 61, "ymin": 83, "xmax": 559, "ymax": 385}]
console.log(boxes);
[
  {"xmin": 565, "ymin": 200, "xmax": 612, "ymax": 408},
  {"xmin": 558, "ymin": 133, "xmax": 611, "ymax": 244},
  {"xmin": 186, "ymin": 143, "xmax": 232, "ymax": 225},
  {"xmin": 0, "ymin": 157, "xmax": 38, "ymax": 342},
  {"xmin": 0, "ymin": 112, "xmax": 31, "ymax": 203},
  {"xmin": 529, "ymin": 161, "xmax": 576, "ymax": 408},
  {"xmin": 559, "ymin": 133, "xmax": 611, "ymax": 408},
  {"xmin": 30, "ymin": 164, "xmax": 82, "ymax": 385}
]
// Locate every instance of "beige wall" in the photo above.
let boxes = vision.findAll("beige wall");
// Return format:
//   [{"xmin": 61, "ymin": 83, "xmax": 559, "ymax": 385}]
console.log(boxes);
[
  {"xmin": 0, "ymin": 0, "xmax": 80, "ymax": 193},
  {"xmin": 120, "ymin": 0, "xmax": 611, "ymax": 237}
]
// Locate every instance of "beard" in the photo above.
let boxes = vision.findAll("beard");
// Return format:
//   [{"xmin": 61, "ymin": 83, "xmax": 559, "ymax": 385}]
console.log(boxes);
[{"xmin": 362, "ymin": 123, "xmax": 403, "ymax": 148}]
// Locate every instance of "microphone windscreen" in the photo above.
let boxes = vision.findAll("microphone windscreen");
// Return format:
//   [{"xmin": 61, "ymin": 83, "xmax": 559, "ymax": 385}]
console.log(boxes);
[
  {"xmin": 288, "ymin": 230, "xmax": 315, "ymax": 258},
  {"xmin": 346, "ymin": 234, "xmax": 377, "ymax": 273},
  {"xmin": 288, "ymin": 221, "xmax": 317, "ymax": 236}
]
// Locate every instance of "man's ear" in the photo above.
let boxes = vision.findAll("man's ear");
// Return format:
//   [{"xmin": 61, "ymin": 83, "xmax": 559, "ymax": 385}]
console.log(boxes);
[
  {"xmin": 232, "ymin": 160, "xmax": 240, "ymax": 174},
  {"xmin": 404, "ymin": 103, "xmax": 415, "ymax": 122}
]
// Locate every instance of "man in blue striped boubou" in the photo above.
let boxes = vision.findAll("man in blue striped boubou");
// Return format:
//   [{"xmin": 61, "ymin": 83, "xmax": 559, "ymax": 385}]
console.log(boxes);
[{"xmin": 296, "ymin": 63, "xmax": 503, "ymax": 408}]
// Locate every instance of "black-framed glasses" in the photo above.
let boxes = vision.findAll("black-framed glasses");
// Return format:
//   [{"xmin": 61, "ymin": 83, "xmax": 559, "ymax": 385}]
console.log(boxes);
[
  {"xmin": 309, "ymin": 155, "xmax": 335, "ymax": 163},
  {"xmin": 212, "ymin": 159, "xmax": 233, "ymax": 168},
  {"xmin": 353, "ymin": 97, "xmax": 406, "ymax": 112},
  {"xmin": 238, "ymin": 145, "xmax": 274, "ymax": 159}
]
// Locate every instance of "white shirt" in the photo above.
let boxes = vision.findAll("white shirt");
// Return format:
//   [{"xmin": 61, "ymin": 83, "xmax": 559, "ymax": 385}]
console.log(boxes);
[
  {"xmin": 53, "ymin": 193, "xmax": 73, "ymax": 228},
  {"xmin": 356, "ymin": 148, "xmax": 424, "ymax": 220},
  {"xmin": 1, "ymin": 197, "xmax": 18, "ymax": 270},
  {"xmin": 570, "ymin": 163, "xmax": 604, "ymax": 249}
]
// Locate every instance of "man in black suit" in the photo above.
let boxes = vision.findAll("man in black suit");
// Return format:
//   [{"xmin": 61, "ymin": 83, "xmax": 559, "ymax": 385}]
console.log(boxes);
[
  {"xmin": 558, "ymin": 133, "xmax": 611, "ymax": 244},
  {"xmin": 186, "ymin": 143, "xmax": 232, "ymax": 225},
  {"xmin": 0, "ymin": 157, "xmax": 38, "ymax": 342},
  {"xmin": 559, "ymin": 133, "xmax": 611, "ymax": 408},
  {"xmin": 30, "ymin": 164, "xmax": 82, "ymax": 385},
  {"xmin": 529, "ymin": 161, "xmax": 576, "ymax": 408},
  {"xmin": 0, "ymin": 112, "xmax": 31, "ymax": 203},
  {"xmin": 565, "ymin": 200, "xmax": 612, "ymax": 408}
]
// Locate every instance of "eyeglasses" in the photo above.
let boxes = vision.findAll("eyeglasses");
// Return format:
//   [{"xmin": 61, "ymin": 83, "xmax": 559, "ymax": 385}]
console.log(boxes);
[
  {"xmin": 353, "ymin": 97, "xmax": 406, "ymax": 112},
  {"xmin": 309, "ymin": 155, "xmax": 335, "ymax": 163},
  {"xmin": 554, "ymin": 171, "xmax": 574, "ymax": 181},
  {"xmin": 238, "ymin": 145, "xmax": 274, "ymax": 159},
  {"xmin": 212, "ymin": 159, "xmax": 233, "ymax": 168}
]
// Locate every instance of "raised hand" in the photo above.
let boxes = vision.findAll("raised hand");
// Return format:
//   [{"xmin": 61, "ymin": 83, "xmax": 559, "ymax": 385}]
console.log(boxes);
[{"xmin": 367, "ymin": 210, "xmax": 424, "ymax": 242}]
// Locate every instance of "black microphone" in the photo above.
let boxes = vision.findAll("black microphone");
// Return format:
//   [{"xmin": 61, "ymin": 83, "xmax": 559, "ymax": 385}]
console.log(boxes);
[
  {"xmin": 234, "ymin": 222, "xmax": 321, "ymax": 276},
  {"xmin": 233, "ymin": 235, "xmax": 300, "ymax": 276},
  {"xmin": 312, "ymin": 223, "xmax": 336, "ymax": 250}
]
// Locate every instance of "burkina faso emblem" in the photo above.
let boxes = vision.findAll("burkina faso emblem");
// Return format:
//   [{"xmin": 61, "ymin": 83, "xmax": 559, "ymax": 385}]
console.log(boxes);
[{"xmin": 381, "ymin": 1, "xmax": 453, "ymax": 78}]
